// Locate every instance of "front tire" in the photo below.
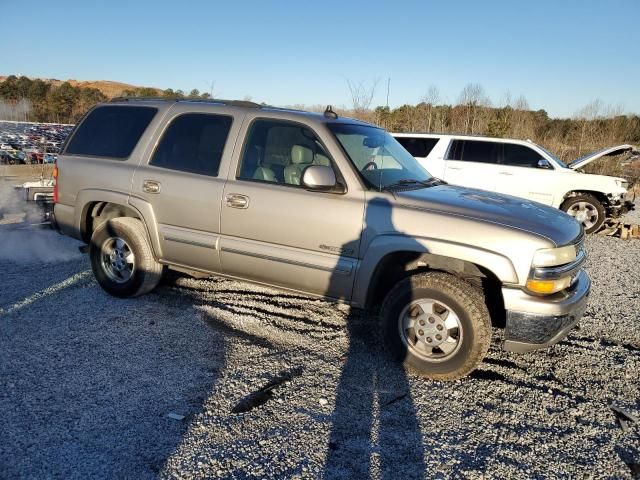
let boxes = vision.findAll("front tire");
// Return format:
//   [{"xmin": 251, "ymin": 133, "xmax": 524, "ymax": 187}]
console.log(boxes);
[
  {"xmin": 90, "ymin": 217, "xmax": 163, "ymax": 298},
  {"xmin": 561, "ymin": 194, "xmax": 605, "ymax": 234},
  {"xmin": 380, "ymin": 272, "xmax": 492, "ymax": 381}
]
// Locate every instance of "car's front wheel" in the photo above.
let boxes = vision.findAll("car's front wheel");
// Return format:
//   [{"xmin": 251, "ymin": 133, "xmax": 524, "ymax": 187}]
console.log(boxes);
[
  {"xmin": 380, "ymin": 272, "xmax": 492, "ymax": 381},
  {"xmin": 90, "ymin": 217, "xmax": 163, "ymax": 298},
  {"xmin": 561, "ymin": 194, "xmax": 606, "ymax": 234}
]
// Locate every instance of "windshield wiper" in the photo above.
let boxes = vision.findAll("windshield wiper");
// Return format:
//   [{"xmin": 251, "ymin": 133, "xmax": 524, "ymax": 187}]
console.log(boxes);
[{"xmin": 382, "ymin": 177, "xmax": 445, "ymax": 191}]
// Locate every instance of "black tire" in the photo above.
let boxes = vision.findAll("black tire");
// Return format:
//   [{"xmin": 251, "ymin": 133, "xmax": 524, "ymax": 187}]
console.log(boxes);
[
  {"xmin": 560, "ymin": 194, "xmax": 606, "ymax": 234},
  {"xmin": 379, "ymin": 272, "xmax": 492, "ymax": 381},
  {"xmin": 89, "ymin": 217, "xmax": 163, "ymax": 298}
]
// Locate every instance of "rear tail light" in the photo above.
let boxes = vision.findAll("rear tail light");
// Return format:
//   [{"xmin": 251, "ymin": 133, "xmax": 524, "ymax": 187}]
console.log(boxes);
[{"xmin": 53, "ymin": 164, "xmax": 59, "ymax": 203}]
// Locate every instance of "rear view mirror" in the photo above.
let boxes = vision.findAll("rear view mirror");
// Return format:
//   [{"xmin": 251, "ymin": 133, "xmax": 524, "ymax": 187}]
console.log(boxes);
[
  {"xmin": 537, "ymin": 159, "xmax": 552, "ymax": 169},
  {"xmin": 363, "ymin": 136, "xmax": 385, "ymax": 148},
  {"xmin": 301, "ymin": 165, "xmax": 337, "ymax": 191}
]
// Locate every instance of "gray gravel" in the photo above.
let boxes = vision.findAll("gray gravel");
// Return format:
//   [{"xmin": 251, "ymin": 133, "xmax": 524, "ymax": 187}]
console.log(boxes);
[{"xmin": 1, "ymin": 207, "xmax": 639, "ymax": 479}]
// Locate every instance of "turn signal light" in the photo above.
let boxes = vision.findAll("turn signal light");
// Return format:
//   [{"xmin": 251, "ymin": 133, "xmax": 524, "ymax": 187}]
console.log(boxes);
[{"xmin": 526, "ymin": 277, "xmax": 572, "ymax": 295}]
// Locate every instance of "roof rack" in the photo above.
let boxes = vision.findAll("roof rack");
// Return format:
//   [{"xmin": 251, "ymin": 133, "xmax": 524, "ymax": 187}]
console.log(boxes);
[{"xmin": 109, "ymin": 97, "xmax": 263, "ymax": 108}]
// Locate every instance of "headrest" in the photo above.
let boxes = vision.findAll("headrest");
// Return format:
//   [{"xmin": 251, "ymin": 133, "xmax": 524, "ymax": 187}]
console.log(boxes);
[
  {"xmin": 291, "ymin": 145, "xmax": 313, "ymax": 165},
  {"xmin": 314, "ymin": 153, "xmax": 331, "ymax": 166}
]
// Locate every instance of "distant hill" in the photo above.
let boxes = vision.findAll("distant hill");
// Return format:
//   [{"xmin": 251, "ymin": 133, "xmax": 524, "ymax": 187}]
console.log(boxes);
[{"xmin": 0, "ymin": 76, "xmax": 160, "ymax": 98}]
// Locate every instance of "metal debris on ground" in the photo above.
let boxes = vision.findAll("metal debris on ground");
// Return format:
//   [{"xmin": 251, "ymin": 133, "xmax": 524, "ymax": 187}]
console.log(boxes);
[
  {"xmin": 167, "ymin": 412, "xmax": 186, "ymax": 421},
  {"xmin": 231, "ymin": 366, "xmax": 304, "ymax": 414},
  {"xmin": 597, "ymin": 219, "xmax": 640, "ymax": 239}
]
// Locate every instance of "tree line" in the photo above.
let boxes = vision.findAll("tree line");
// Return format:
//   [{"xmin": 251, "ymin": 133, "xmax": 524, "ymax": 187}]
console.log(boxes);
[{"xmin": 1, "ymin": 76, "xmax": 638, "ymax": 162}]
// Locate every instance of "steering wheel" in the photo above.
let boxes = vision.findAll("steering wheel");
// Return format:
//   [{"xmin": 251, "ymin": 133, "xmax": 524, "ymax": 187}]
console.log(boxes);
[{"xmin": 361, "ymin": 161, "xmax": 378, "ymax": 172}]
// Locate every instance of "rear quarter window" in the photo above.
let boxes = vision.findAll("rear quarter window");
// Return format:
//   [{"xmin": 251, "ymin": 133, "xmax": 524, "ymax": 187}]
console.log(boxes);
[
  {"xmin": 64, "ymin": 105, "xmax": 157, "ymax": 159},
  {"xmin": 395, "ymin": 137, "xmax": 439, "ymax": 157}
]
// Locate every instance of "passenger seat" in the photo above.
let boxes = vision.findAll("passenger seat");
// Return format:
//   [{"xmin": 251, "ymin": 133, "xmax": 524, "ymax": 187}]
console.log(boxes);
[{"xmin": 284, "ymin": 145, "xmax": 313, "ymax": 185}]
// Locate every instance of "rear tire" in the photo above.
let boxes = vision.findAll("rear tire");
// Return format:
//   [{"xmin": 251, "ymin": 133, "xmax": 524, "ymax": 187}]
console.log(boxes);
[
  {"xmin": 90, "ymin": 217, "xmax": 163, "ymax": 298},
  {"xmin": 561, "ymin": 194, "xmax": 605, "ymax": 234},
  {"xmin": 379, "ymin": 272, "xmax": 492, "ymax": 381}
]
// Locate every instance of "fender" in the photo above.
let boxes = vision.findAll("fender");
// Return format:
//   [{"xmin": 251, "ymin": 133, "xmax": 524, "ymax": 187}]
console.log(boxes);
[
  {"xmin": 73, "ymin": 189, "xmax": 163, "ymax": 259},
  {"xmin": 351, "ymin": 234, "xmax": 518, "ymax": 308}
]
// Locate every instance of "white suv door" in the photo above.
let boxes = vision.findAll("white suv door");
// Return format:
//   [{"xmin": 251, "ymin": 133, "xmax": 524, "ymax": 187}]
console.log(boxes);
[
  {"xmin": 443, "ymin": 139, "xmax": 501, "ymax": 191},
  {"xmin": 493, "ymin": 142, "xmax": 559, "ymax": 205}
]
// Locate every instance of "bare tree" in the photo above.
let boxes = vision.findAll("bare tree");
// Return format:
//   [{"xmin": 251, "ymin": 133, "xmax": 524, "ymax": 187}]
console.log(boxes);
[
  {"xmin": 575, "ymin": 99, "xmax": 603, "ymax": 155},
  {"xmin": 457, "ymin": 83, "xmax": 487, "ymax": 134},
  {"xmin": 346, "ymin": 78, "xmax": 380, "ymax": 118},
  {"xmin": 421, "ymin": 85, "xmax": 440, "ymax": 132}
]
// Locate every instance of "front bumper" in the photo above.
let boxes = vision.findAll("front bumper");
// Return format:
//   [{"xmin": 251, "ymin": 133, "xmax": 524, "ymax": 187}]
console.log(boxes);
[{"xmin": 502, "ymin": 270, "xmax": 591, "ymax": 353}]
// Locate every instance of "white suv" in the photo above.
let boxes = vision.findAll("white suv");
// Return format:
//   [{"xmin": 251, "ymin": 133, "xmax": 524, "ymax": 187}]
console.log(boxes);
[{"xmin": 393, "ymin": 133, "xmax": 634, "ymax": 233}]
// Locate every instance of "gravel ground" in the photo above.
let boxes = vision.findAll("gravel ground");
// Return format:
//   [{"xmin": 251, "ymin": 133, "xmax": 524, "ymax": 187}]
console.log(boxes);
[{"xmin": 0, "ymin": 207, "xmax": 638, "ymax": 479}]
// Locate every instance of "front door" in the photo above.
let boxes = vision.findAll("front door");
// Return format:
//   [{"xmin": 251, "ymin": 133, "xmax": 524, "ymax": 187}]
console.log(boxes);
[{"xmin": 219, "ymin": 117, "xmax": 365, "ymax": 301}]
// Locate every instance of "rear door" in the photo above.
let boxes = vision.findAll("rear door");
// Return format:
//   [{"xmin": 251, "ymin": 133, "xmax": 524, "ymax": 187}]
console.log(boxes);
[
  {"xmin": 443, "ymin": 139, "xmax": 501, "ymax": 191},
  {"xmin": 494, "ymin": 142, "xmax": 558, "ymax": 205},
  {"xmin": 131, "ymin": 104, "xmax": 243, "ymax": 273}
]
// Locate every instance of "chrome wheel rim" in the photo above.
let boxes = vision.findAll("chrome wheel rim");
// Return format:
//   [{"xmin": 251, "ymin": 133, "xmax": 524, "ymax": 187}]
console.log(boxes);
[
  {"xmin": 398, "ymin": 299, "xmax": 463, "ymax": 362},
  {"xmin": 100, "ymin": 237, "xmax": 135, "ymax": 284},
  {"xmin": 566, "ymin": 201, "xmax": 598, "ymax": 230}
]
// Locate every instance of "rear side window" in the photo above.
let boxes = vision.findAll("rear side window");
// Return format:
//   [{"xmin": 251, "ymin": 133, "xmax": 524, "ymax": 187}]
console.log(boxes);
[
  {"xmin": 150, "ymin": 113, "xmax": 232, "ymax": 177},
  {"xmin": 65, "ymin": 106, "xmax": 157, "ymax": 159},
  {"xmin": 446, "ymin": 140, "xmax": 500, "ymax": 164},
  {"xmin": 502, "ymin": 143, "xmax": 544, "ymax": 168},
  {"xmin": 395, "ymin": 137, "xmax": 439, "ymax": 157}
]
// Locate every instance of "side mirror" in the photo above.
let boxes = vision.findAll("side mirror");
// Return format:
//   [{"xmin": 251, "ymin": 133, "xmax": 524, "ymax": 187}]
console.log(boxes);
[
  {"xmin": 537, "ymin": 159, "xmax": 552, "ymax": 169},
  {"xmin": 301, "ymin": 165, "xmax": 337, "ymax": 190}
]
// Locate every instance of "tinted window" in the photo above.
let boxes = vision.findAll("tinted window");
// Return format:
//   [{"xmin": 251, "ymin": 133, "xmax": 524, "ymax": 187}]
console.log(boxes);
[
  {"xmin": 502, "ymin": 143, "xmax": 543, "ymax": 168},
  {"xmin": 238, "ymin": 119, "xmax": 332, "ymax": 186},
  {"xmin": 65, "ymin": 106, "xmax": 157, "ymax": 158},
  {"xmin": 150, "ymin": 113, "xmax": 232, "ymax": 177},
  {"xmin": 395, "ymin": 137, "xmax": 439, "ymax": 157},
  {"xmin": 446, "ymin": 140, "xmax": 500, "ymax": 164}
]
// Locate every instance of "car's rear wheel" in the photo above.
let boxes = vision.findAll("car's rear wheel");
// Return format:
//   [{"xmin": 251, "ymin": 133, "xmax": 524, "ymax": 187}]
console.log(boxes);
[
  {"xmin": 90, "ymin": 217, "xmax": 163, "ymax": 298},
  {"xmin": 379, "ymin": 272, "xmax": 491, "ymax": 380},
  {"xmin": 561, "ymin": 194, "xmax": 605, "ymax": 234}
]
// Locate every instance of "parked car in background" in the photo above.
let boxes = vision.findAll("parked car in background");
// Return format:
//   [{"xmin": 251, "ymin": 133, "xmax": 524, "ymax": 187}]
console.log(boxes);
[
  {"xmin": 393, "ymin": 133, "xmax": 635, "ymax": 233},
  {"xmin": 54, "ymin": 99, "xmax": 590, "ymax": 380}
]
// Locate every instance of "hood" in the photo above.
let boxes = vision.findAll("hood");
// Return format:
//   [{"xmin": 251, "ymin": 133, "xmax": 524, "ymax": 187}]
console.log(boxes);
[
  {"xmin": 394, "ymin": 185, "xmax": 582, "ymax": 246},
  {"xmin": 568, "ymin": 144, "xmax": 637, "ymax": 170}
]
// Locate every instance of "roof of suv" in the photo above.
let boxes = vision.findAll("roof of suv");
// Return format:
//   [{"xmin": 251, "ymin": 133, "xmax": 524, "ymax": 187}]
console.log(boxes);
[
  {"xmin": 107, "ymin": 97, "xmax": 376, "ymax": 128},
  {"xmin": 392, "ymin": 131, "xmax": 537, "ymax": 145}
]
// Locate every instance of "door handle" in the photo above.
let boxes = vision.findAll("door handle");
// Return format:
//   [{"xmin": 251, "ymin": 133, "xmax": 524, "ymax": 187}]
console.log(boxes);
[
  {"xmin": 499, "ymin": 172, "xmax": 513, "ymax": 176},
  {"xmin": 447, "ymin": 166, "xmax": 462, "ymax": 171},
  {"xmin": 142, "ymin": 180, "xmax": 161, "ymax": 194},
  {"xmin": 225, "ymin": 193, "xmax": 249, "ymax": 209}
]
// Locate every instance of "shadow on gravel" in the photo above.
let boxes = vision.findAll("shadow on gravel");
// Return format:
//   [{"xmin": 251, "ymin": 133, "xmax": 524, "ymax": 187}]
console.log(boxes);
[{"xmin": 324, "ymin": 198, "xmax": 426, "ymax": 479}]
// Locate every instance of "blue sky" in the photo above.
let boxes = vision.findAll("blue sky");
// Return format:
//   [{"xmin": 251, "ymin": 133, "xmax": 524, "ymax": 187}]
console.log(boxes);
[{"xmin": 2, "ymin": 0, "xmax": 639, "ymax": 118}]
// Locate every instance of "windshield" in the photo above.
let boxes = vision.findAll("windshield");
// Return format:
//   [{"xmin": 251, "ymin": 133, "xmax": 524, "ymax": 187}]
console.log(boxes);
[
  {"xmin": 328, "ymin": 123, "xmax": 433, "ymax": 189},
  {"xmin": 537, "ymin": 145, "xmax": 569, "ymax": 169}
]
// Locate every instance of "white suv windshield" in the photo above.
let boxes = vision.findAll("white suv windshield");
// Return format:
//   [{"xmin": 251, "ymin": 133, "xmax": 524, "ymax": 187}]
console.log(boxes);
[
  {"xmin": 538, "ymin": 145, "xmax": 569, "ymax": 169},
  {"xmin": 329, "ymin": 123, "xmax": 433, "ymax": 189}
]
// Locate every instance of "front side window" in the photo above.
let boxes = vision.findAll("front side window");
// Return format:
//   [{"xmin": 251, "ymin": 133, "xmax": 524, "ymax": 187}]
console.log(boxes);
[
  {"xmin": 65, "ymin": 106, "xmax": 157, "ymax": 159},
  {"xmin": 329, "ymin": 123, "xmax": 432, "ymax": 190},
  {"xmin": 502, "ymin": 143, "xmax": 544, "ymax": 168},
  {"xmin": 238, "ymin": 119, "xmax": 333, "ymax": 186},
  {"xmin": 150, "ymin": 113, "xmax": 232, "ymax": 177},
  {"xmin": 395, "ymin": 137, "xmax": 439, "ymax": 158},
  {"xmin": 446, "ymin": 140, "xmax": 500, "ymax": 164}
]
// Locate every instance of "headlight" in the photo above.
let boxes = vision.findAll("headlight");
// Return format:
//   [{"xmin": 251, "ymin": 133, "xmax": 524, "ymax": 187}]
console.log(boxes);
[
  {"xmin": 526, "ymin": 277, "xmax": 572, "ymax": 295},
  {"xmin": 532, "ymin": 245, "xmax": 577, "ymax": 267},
  {"xmin": 615, "ymin": 179, "xmax": 629, "ymax": 189}
]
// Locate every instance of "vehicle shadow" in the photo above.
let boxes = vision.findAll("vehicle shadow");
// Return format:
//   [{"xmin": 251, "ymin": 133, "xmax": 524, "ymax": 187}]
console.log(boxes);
[{"xmin": 323, "ymin": 197, "xmax": 426, "ymax": 479}]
